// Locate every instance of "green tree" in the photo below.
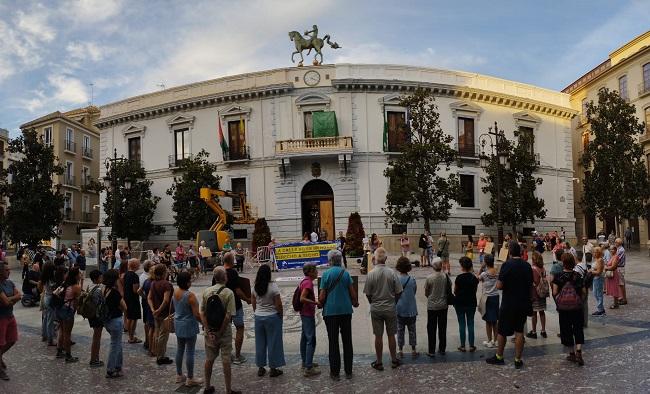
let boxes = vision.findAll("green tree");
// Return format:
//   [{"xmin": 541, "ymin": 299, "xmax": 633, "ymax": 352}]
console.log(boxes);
[
  {"xmin": 0, "ymin": 129, "xmax": 64, "ymax": 247},
  {"xmin": 383, "ymin": 88, "xmax": 461, "ymax": 231},
  {"xmin": 344, "ymin": 212, "xmax": 365, "ymax": 257},
  {"xmin": 251, "ymin": 218, "xmax": 272, "ymax": 252},
  {"xmin": 580, "ymin": 88, "xmax": 650, "ymax": 227},
  {"xmin": 166, "ymin": 150, "xmax": 221, "ymax": 240},
  {"xmin": 480, "ymin": 129, "xmax": 546, "ymax": 233},
  {"xmin": 103, "ymin": 159, "xmax": 163, "ymax": 244}
]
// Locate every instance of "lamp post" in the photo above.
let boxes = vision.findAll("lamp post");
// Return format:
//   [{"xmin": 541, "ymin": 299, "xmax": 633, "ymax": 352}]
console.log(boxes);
[
  {"xmin": 479, "ymin": 122, "xmax": 510, "ymax": 247},
  {"xmin": 103, "ymin": 148, "xmax": 134, "ymax": 257}
]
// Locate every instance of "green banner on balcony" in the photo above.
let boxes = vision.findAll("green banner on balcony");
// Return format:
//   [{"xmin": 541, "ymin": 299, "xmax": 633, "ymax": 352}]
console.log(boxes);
[{"xmin": 312, "ymin": 111, "xmax": 338, "ymax": 138}]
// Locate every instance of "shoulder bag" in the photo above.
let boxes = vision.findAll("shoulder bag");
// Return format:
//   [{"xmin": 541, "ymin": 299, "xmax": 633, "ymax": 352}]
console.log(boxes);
[
  {"xmin": 163, "ymin": 292, "xmax": 175, "ymax": 333},
  {"xmin": 437, "ymin": 239, "xmax": 448, "ymax": 258},
  {"xmin": 321, "ymin": 269, "xmax": 345, "ymax": 308}
]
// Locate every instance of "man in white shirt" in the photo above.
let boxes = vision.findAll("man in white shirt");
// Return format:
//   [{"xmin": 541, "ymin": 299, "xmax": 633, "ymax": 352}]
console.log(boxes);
[
  {"xmin": 310, "ymin": 231, "xmax": 319, "ymax": 243},
  {"xmin": 581, "ymin": 237, "xmax": 593, "ymax": 265}
]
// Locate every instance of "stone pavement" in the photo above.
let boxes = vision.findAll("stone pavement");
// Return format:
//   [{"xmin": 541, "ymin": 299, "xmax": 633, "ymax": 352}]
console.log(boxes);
[{"xmin": 2, "ymin": 250, "xmax": 650, "ymax": 393}]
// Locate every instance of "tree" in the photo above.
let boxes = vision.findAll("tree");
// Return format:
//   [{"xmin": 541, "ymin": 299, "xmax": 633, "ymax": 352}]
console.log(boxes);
[
  {"xmin": 580, "ymin": 88, "xmax": 650, "ymax": 229},
  {"xmin": 103, "ymin": 159, "xmax": 163, "ymax": 244},
  {"xmin": 383, "ymin": 88, "xmax": 461, "ymax": 231},
  {"xmin": 0, "ymin": 128, "xmax": 64, "ymax": 247},
  {"xmin": 251, "ymin": 218, "xmax": 271, "ymax": 252},
  {"xmin": 166, "ymin": 150, "xmax": 221, "ymax": 240},
  {"xmin": 480, "ymin": 129, "xmax": 547, "ymax": 233},
  {"xmin": 344, "ymin": 212, "xmax": 365, "ymax": 257}
]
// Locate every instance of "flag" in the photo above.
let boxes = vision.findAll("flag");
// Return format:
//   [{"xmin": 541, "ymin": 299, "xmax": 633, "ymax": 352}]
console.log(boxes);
[
  {"xmin": 218, "ymin": 118, "xmax": 228, "ymax": 155},
  {"xmin": 382, "ymin": 110, "xmax": 388, "ymax": 152}
]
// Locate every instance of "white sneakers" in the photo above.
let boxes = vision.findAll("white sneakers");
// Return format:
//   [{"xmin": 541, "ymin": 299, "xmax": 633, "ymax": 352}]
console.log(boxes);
[{"xmin": 483, "ymin": 340, "xmax": 496, "ymax": 348}]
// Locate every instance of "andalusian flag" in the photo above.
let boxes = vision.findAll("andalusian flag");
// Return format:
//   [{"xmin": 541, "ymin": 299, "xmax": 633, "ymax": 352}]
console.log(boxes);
[
  {"xmin": 382, "ymin": 110, "xmax": 388, "ymax": 152},
  {"xmin": 218, "ymin": 118, "xmax": 228, "ymax": 154}
]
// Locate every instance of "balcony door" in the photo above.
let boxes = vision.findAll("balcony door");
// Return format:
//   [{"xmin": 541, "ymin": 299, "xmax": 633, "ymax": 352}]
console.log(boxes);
[
  {"xmin": 227, "ymin": 120, "xmax": 246, "ymax": 160},
  {"xmin": 387, "ymin": 111, "xmax": 406, "ymax": 152},
  {"xmin": 301, "ymin": 179, "xmax": 334, "ymax": 241},
  {"xmin": 458, "ymin": 117, "xmax": 475, "ymax": 156}
]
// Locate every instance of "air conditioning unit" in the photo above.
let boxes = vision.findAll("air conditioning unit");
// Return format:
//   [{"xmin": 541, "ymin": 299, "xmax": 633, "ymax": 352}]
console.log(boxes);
[{"xmin": 534, "ymin": 153, "xmax": 541, "ymax": 165}]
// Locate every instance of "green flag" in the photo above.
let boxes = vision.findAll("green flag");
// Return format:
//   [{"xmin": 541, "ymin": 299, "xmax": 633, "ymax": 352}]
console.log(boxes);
[{"xmin": 383, "ymin": 110, "xmax": 388, "ymax": 151}]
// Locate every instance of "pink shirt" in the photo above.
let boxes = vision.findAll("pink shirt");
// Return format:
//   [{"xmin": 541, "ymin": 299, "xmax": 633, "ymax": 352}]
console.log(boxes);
[{"xmin": 299, "ymin": 277, "xmax": 316, "ymax": 317}]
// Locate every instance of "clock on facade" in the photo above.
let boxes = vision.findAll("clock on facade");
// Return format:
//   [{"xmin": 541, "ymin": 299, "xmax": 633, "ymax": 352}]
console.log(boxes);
[{"xmin": 303, "ymin": 70, "xmax": 321, "ymax": 86}]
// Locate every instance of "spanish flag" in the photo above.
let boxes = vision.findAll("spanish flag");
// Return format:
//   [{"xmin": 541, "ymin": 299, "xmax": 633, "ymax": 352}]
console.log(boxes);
[{"xmin": 218, "ymin": 118, "xmax": 228, "ymax": 155}]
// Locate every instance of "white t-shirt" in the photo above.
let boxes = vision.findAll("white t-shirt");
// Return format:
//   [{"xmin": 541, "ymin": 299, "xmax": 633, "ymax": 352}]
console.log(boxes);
[
  {"xmin": 310, "ymin": 232, "xmax": 318, "ymax": 242},
  {"xmin": 139, "ymin": 271, "xmax": 149, "ymax": 288},
  {"xmin": 362, "ymin": 237, "xmax": 369, "ymax": 251},
  {"xmin": 253, "ymin": 282, "xmax": 281, "ymax": 316}
]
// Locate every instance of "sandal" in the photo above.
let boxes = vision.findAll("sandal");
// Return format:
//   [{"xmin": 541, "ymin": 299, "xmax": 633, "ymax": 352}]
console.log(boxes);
[
  {"xmin": 371, "ymin": 361, "xmax": 384, "ymax": 371},
  {"xmin": 203, "ymin": 386, "xmax": 216, "ymax": 394},
  {"xmin": 128, "ymin": 338, "xmax": 143, "ymax": 344},
  {"xmin": 391, "ymin": 359, "xmax": 401, "ymax": 369},
  {"xmin": 457, "ymin": 347, "xmax": 466, "ymax": 352},
  {"xmin": 469, "ymin": 346, "xmax": 477, "ymax": 353}
]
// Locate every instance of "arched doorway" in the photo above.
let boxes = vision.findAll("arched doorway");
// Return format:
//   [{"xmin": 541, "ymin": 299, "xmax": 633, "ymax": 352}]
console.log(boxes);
[{"xmin": 301, "ymin": 180, "xmax": 334, "ymax": 241}]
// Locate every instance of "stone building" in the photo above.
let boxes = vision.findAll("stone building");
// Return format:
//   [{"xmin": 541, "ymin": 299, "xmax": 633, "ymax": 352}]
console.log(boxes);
[
  {"xmin": 96, "ymin": 64, "xmax": 576, "ymax": 252},
  {"xmin": 563, "ymin": 30, "xmax": 650, "ymax": 245}
]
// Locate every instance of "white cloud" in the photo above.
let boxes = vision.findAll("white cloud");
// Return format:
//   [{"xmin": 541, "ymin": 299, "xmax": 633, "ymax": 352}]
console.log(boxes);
[
  {"xmin": 48, "ymin": 74, "xmax": 89, "ymax": 104},
  {"xmin": 66, "ymin": 41, "xmax": 111, "ymax": 62},
  {"xmin": 15, "ymin": 6, "xmax": 56, "ymax": 43},
  {"xmin": 62, "ymin": 0, "xmax": 124, "ymax": 23}
]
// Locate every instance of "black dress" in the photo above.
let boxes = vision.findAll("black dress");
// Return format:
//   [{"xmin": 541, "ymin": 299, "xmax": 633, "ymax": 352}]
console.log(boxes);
[{"xmin": 124, "ymin": 271, "xmax": 142, "ymax": 320}]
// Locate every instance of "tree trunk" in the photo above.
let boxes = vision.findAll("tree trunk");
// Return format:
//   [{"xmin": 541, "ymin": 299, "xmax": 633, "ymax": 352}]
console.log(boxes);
[{"xmin": 424, "ymin": 217, "xmax": 430, "ymax": 232}]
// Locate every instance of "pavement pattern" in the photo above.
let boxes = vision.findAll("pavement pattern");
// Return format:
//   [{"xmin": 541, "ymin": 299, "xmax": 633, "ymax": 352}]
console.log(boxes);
[{"xmin": 2, "ymin": 249, "xmax": 650, "ymax": 393}]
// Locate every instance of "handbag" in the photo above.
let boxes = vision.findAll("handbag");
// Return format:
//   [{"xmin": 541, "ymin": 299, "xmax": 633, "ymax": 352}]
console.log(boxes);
[
  {"xmin": 437, "ymin": 239, "xmax": 448, "ymax": 258},
  {"xmin": 605, "ymin": 269, "xmax": 614, "ymax": 278},
  {"xmin": 478, "ymin": 292, "xmax": 488, "ymax": 316},
  {"xmin": 163, "ymin": 296, "xmax": 175, "ymax": 333},
  {"xmin": 445, "ymin": 274, "xmax": 455, "ymax": 306},
  {"xmin": 321, "ymin": 269, "xmax": 345, "ymax": 308}
]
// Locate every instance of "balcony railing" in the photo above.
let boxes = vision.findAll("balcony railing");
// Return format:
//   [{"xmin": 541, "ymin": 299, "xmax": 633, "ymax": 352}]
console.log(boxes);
[
  {"xmin": 64, "ymin": 139, "xmax": 76, "ymax": 153},
  {"xmin": 454, "ymin": 143, "xmax": 478, "ymax": 158},
  {"xmin": 168, "ymin": 153, "xmax": 192, "ymax": 168},
  {"xmin": 81, "ymin": 176, "xmax": 94, "ymax": 187},
  {"xmin": 224, "ymin": 146, "xmax": 251, "ymax": 161},
  {"xmin": 81, "ymin": 211, "xmax": 98, "ymax": 223},
  {"xmin": 63, "ymin": 209, "xmax": 74, "ymax": 221},
  {"xmin": 638, "ymin": 82, "xmax": 650, "ymax": 98},
  {"xmin": 639, "ymin": 132, "xmax": 650, "ymax": 145},
  {"xmin": 275, "ymin": 136, "xmax": 353, "ymax": 156},
  {"xmin": 82, "ymin": 146, "xmax": 93, "ymax": 159},
  {"xmin": 63, "ymin": 175, "xmax": 76, "ymax": 186}
]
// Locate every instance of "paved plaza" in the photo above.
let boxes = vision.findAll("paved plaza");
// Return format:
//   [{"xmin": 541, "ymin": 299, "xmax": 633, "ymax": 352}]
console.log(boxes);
[{"xmin": 2, "ymin": 250, "xmax": 650, "ymax": 393}]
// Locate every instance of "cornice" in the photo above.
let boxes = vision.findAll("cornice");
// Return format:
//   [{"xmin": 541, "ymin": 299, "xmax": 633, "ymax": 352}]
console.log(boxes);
[
  {"xmin": 95, "ymin": 83, "xmax": 295, "ymax": 129},
  {"xmin": 332, "ymin": 79, "xmax": 577, "ymax": 119}
]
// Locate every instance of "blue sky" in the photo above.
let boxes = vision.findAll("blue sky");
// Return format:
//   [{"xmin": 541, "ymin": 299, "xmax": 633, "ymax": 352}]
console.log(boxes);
[{"xmin": 1, "ymin": 0, "xmax": 649, "ymax": 136}]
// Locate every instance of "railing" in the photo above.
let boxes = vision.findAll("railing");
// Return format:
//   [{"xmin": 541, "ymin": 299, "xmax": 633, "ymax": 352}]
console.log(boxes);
[
  {"xmin": 454, "ymin": 143, "xmax": 478, "ymax": 158},
  {"xmin": 168, "ymin": 153, "xmax": 192, "ymax": 168},
  {"xmin": 639, "ymin": 132, "xmax": 650, "ymax": 145},
  {"xmin": 81, "ymin": 176, "xmax": 94, "ymax": 187},
  {"xmin": 64, "ymin": 139, "xmax": 76, "ymax": 152},
  {"xmin": 578, "ymin": 114, "xmax": 589, "ymax": 126},
  {"xmin": 81, "ymin": 211, "xmax": 98, "ymax": 223},
  {"xmin": 224, "ymin": 146, "xmax": 251, "ymax": 161},
  {"xmin": 63, "ymin": 175, "xmax": 76, "ymax": 186},
  {"xmin": 639, "ymin": 82, "xmax": 650, "ymax": 98},
  {"xmin": 82, "ymin": 146, "xmax": 93, "ymax": 159},
  {"xmin": 275, "ymin": 136, "xmax": 353, "ymax": 155},
  {"xmin": 63, "ymin": 209, "xmax": 75, "ymax": 221}
]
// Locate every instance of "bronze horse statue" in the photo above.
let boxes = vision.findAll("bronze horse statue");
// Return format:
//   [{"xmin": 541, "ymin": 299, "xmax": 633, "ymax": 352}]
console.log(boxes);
[{"xmin": 289, "ymin": 29, "xmax": 340, "ymax": 66}]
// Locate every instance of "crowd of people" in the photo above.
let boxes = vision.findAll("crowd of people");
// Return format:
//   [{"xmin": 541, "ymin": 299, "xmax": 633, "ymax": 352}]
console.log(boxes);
[{"xmin": 0, "ymin": 229, "xmax": 632, "ymax": 391}]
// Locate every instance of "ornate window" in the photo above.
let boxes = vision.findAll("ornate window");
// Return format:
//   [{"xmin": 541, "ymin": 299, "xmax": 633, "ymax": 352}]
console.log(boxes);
[{"xmin": 450, "ymin": 101, "xmax": 483, "ymax": 157}]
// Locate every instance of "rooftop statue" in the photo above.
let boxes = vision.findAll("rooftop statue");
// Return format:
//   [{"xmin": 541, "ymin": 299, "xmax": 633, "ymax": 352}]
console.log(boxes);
[{"xmin": 289, "ymin": 25, "xmax": 340, "ymax": 66}]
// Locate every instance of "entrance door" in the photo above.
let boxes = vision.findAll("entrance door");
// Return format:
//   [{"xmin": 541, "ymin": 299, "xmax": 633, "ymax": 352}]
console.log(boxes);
[
  {"xmin": 319, "ymin": 200, "xmax": 334, "ymax": 241},
  {"xmin": 629, "ymin": 217, "xmax": 640, "ymax": 244},
  {"xmin": 301, "ymin": 179, "xmax": 335, "ymax": 241},
  {"xmin": 585, "ymin": 214, "xmax": 597, "ymax": 239}
]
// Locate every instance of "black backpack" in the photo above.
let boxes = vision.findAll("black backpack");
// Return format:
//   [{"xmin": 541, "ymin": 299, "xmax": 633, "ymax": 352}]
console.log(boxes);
[
  {"xmin": 292, "ymin": 279, "xmax": 311, "ymax": 312},
  {"xmin": 205, "ymin": 287, "xmax": 227, "ymax": 329}
]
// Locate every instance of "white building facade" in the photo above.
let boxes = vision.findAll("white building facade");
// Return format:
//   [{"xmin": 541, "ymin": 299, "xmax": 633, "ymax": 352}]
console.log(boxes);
[{"xmin": 96, "ymin": 64, "xmax": 577, "ymax": 252}]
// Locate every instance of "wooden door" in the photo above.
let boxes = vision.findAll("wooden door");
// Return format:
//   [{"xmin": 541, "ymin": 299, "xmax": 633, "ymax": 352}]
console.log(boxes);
[{"xmin": 319, "ymin": 200, "xmax": 334, "ymax": 241}]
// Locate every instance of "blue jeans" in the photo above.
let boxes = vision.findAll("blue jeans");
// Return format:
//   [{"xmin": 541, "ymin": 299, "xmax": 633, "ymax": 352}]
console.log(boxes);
[
  {"xmin": 254, "ymin": 314, "xmax": 285, "ymax": 369},
  {"xmin": 593, "ymin": 276, "xmax": 605, "ymax": 313},
  {"xmin": 98, "ymin": 260, "xmax": 108, "ymax": 274},
  {"xmin": 43, "ymin": 295, "xmax": 56, "ymax": 342},
  {"xmin": 300, "ymin": 316, "xmax": 316, "ymax": 369},
  {"xmin": 176, "ymin": 335, "xmax": 197, "ymax": 378},
  {"xmin": 104, "ymin": 317, "xmax": 123, "ymax": 373},
  {"xmin": 455, "ymin": 306, "xmax": 476, "ymax": 347}
]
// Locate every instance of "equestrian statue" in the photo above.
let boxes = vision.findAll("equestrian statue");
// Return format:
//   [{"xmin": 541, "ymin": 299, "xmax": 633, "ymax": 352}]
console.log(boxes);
[{"xmin": 289, "ymin": 25, "xmax": 341, "ymax": 66}]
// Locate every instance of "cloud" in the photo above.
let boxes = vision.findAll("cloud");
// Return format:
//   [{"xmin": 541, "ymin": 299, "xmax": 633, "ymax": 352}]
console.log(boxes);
[
  {"xmin": 66, "ymin": 41, "xmax": 112, "ymax": 62},
  {"xmin": 62, "ymin": 0, "xmax": 124, "ymax": 23},
  {"xmin": 15, "ymin": 6, "xmax": 56, "ymax": 43},
  {"xmin": 48, "ymin": 74, "xmax": 89, "ymax": 104}
]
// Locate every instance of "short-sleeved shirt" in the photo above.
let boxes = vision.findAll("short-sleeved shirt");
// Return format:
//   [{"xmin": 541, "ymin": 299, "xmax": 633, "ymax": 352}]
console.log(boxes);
[
  {"xmin": 104, "ymin": 287, "xmax": 123, "ymax": 320},
  {"xmin": 498, "ymin": 258, "xmax": 533, "ymax": 313},
  {"xmin": 616, "ymin": 246, "xmax": 626, "ymax": 267},
  {"xmin": 252, "ymin": 282, "xmax": 280, "ymax": 316},
  {"xmin": 363, "ymin": 265, "xmax": 403, "ymax": 313},
  {"xmin": 201, "ymin": 284, "xmax": 236, "ymax": 317},
  {"xmin": 139, "ymin": 272, "xmax": 149, "ymax": 288},
  {"xmin": 454, "ymin": 272, "xmax": 479, "ymax": 308},
  {"xmin": 553, "ymin": 271, "xmax": 584, "ymax": 293},
  {"xmin": 75, "ymin": 255, "xmax": 86, "ymax": 271},
  {"xmin": 550, "ymin": 261, "xmax": 564, "ymax": 277},
  {"xmin": 0, "ymin": 279, "xmax": 16, "ymax": 317},
  {"xmin": 124, "ymin": 271, "xmax": 140, "ymax": 303},
  {"xmin": 225, "ymin": 268, "xmax": 242, "ymax": 310},
  {"xmin": 320, "ymin": 266, "xmax": 353, "ymax": 317},
  {"xmin": 396, "ymin": 274, "xmax": 417, "ymax": 317},
  {"xmin": 151, "ymin": 280, "xmax": 174, "ymax": 318},
  {"xmin": 424, "ymin": 272, "xmax": 448, "ymax": 311},
  {"xmin": 480, "ymin": 271, "xmax": 499, "ymax": 297},
  {"xmin": 299, "ymin": 277, "xmax": 316, "ymax": 317}
]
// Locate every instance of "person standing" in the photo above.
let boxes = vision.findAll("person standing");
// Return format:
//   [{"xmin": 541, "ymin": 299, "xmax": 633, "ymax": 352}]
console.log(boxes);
[
  {"xmin": 419, "ymin": 232, "xmax": 428, "ymax": 267},
  {"xmin": 234, "ymin": 243, "xmax": 245, "ymax": 273},
  {"xmin": 478, "ymin": 255, "xmax": 499, "ymax": 348},
  {"xmin": 624, "ymin": 227, "xmax": 632, "ymax": 249},
  {"xmin": 337, "ymin": 232, "xmax": 348, "ymax": 268},
  {"xmin": 219, "ymin": 252, "xmax": 250, "ymax": 365},
  {"xmin": 527, "ymin": 252, "xmax": 548, "ymax": 339},
  {"xmin": 38, "ymin": 261, "xmax": 57, "ymax": 347},
  {"xmin": 615, "ymin": 238, "xmax": 627, "ymax": 305},
  {"xmin": 581, "ymin": 237, "xmax": 594, "ymax": 264},
  {"xmin": 198, "ymin": 241, "xmax": 210, "ymax": 275},
  {"xmin": 395, "ymin": 256, "xmax": 417, "ymax": 358},
  {"xmin": 477, "ymin": 233, "xmax": 487, "ymax": 264},
  {"xmin": 0, "ymin": 262, "xmax": 20, "ymax": 381},
  {"xmin": 454, "ymin": 257, "xmax": 479, "ymax": 352},
  {"xmin": 124, "ymin": 259, "xmax": 142, "ymax": 344},
  {"xmin": 299, "ymin": 263, "xmax": 320, "ymax": 376},
  {"xmin": 75, "ymin": 249, "xmax": 87, "ymax": 288},
  {"xmin": 319, "ymin": 250, "xmax": 358, "ymax": 380},
  {"xmin": 252, "ymin": 264, "xmax": 285, "ymax": 377},
  {"xmin": 364, "ymin": 247, "xmax": 403, "ymax": 370},
  {"xmin": 310, "ymin": 230, "xmax": 319, "ymax": 243},
  {"xmin": 590, "ymin": 247, "xmax": 606, "ymax": 316},
  {"xmin": 424, "ymin": 260, "xmax": 449, "ymax": 357},
  {"xmin": 464, "ymin": 236, "xmax": 474, "ymax": 262},
  {"xmin": 202, "ymin": 267, "xmax": 240, "ymax": 394},
  {"xmin": 187, "ymin": 244, "xmax": 199, "ymax": 277},
  {"xmin": 604, "ymin": 245, "xmax": 622, "ymax": 309},
  {"xmin": 87, "ymin": 270, "xmax": 105, "ymax": 368},
  {"xmin": 148, "ymin": 264, "xmax": 174, "ymax": 365},
  {"xmin": 102, "ymin": 269, "xmax": 126, "ymax": 378},
  {"xmin": 400, "ymin": 233, "xmax": 410, "ymax": 258},
  {"xmin": 173, "ymin": 272, "xmax": 202, "ymax": 387},
  {"xmin": 175, "ymin": 243, "xmax": 186, "ymax": 269},
  {"xmin": 552, "ymin": 253, "xmax": 586, "ymax": 366},
  {"xmin": 437, "ymin": 232, "xmax": 450, "ymax": 274},
  {"xmin": 57, "ymin": 267, "xmax": 81, "ymax": 363},
  {"xmin": 486, "ymin": 241, "xmax": 533, "ymax": 369}
]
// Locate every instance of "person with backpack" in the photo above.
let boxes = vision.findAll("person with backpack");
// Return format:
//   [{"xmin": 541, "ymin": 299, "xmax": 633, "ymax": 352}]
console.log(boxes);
[
  {"xmin": 38, "ymin": 262, "xmax": 57, "ymax": 347},
  {"xmin": 437, "ymin": 232, "xmax": 450, "ymax": 274},
  {"xmin": 102, "ymin": 269, "xmax": 127, "ymax": 378},
  {"xmin": 477, "ymin": 255, "xmax": 499, "ymax": 348},
  {"xmin": 201, "ymin": 267, "xmax": 240, "ymax": 394},
  {"xmin": 526, "ymin": 252, "xmax": 548, "ymax": 339},
  {"xmin": 86, "ymin": 270, "xmax": 105, "ymax": 368},
  {"xmin": 252, "ymin": 264, "xmax": 285, "ymax": 378},
  {"xmin": 552, "ymin": 253, "xmax": 586, "ymax": 366},
  {"xmin": 295, "ymin": 263, "xmax": 320, "ymax": 377},
  {"xmin": 172, "ymin": 271, "xmax": 202, "ymax": 387},
  {"xmin": 56, "ymin": 267, "xmax": 81, "ymax": 363}
]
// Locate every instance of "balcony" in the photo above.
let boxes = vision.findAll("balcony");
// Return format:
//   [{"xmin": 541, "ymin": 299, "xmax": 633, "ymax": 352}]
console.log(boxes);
[
  {"xmin": 168, "ymin": 153, "xmax": 192, "ymax": 168},
  {"xmin": 81, "ymin": 176, "xmax": 94, "ymax": 188},
  {"xmin": 63, "ymin": 209, "xmax": 75, "ymax": 221},
  {"xmin": 82, "ymin": 146, "xmax": 93, "ymax": 159},
  {"xmin": 275, "ymin": 136, "xmax": 353, "ymax": 157},
  {"xmin": 81, "ymin": 211, "xmax": 98, "ymax": 223},
  {"xmin": 639, "ymin": 132, "xmax": 650, "ymax": 145},
  {"xmin": 63, "ymin": 175, "xmax": 76, "ymax": 186},
  {"xmin": 639, "ymin": 82, "xmax": 650, "ymax": 98},
  {"xmin": 224, "ymin": 146, "xmax": 251, "ymax": 162},
  {"xmin": 454, "ymin": 143, "xmax": 479, "ymax": 159},
  {"xmin": 64, "ymin": 139, "xmax": 76, "ymax": 153}
]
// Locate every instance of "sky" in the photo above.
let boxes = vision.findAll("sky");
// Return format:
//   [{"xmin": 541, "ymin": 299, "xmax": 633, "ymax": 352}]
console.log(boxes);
[{"xmin": 1, "ymin": 0, "xmax": 649, "ymax": 137}]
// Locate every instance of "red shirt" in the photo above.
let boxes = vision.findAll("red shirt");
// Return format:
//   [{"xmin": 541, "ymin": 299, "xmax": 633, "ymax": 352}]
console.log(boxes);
[{"xmin": 299, "ymin": 277, "xmax": 316, "ymax": 317}]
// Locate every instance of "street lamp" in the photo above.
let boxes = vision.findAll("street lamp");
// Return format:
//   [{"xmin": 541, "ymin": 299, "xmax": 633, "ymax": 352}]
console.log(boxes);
[
  {"xmin": 103, "ymin": 148, "xmax": 136, "ymax": 259},
  {"xmin": 479, "ymin": 121, "xmax": 510, "ymax": 247}
]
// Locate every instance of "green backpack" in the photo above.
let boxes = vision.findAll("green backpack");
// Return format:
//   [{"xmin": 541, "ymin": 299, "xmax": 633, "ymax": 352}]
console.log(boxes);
[{"xmin": 79, "ymin": 285, "xmax": 109, "ymax": 322}]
